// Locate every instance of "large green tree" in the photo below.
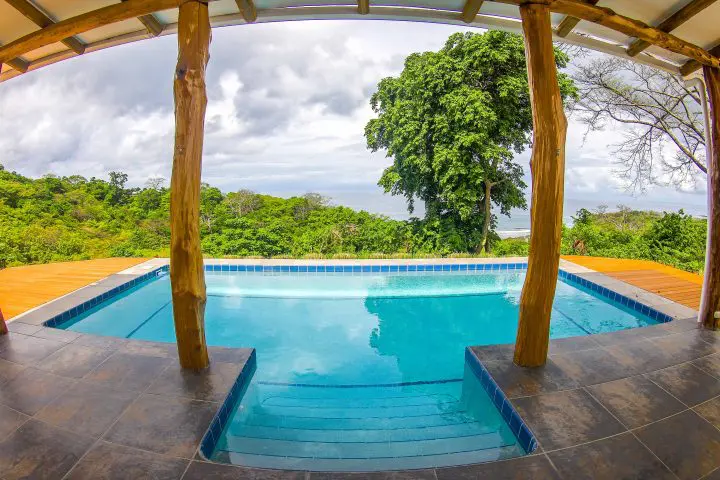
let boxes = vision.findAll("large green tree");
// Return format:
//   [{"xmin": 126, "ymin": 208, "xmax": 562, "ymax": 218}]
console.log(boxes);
[{"xmin": 365, "ymin": 31, "xmax": 577, "ymax": 252}]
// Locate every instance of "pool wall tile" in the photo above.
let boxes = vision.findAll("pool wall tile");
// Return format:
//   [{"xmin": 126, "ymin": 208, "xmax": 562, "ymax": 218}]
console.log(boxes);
[
  {"xmin": 465, "ymin": 348, "xmax": 537, "ymax": 454},
  {"xmin": 199, "ymin": 349, "xmax": 257, "ymax": 460},
  {"xmin": 558, "ymin": 269, "xmax": 673, "ymax": 324}
]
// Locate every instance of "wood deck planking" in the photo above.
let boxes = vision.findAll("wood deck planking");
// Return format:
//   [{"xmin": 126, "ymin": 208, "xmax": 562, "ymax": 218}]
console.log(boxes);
[
  {"xmin": 0, "ymin": 255, "xmax": 703, "ymax": 321},
  {"xmin": 562, "ymin": 255, "xmax": 703, "ymax": 310},
  {"xmin": 0, "ymin": 258, "xmax": 149, "ymax": 319}
]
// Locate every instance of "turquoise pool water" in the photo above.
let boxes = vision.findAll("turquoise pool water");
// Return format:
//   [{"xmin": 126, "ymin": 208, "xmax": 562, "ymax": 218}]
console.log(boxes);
[{"xmin": 60, "ymin": 269, "xmax": 659, "ymax": 470}]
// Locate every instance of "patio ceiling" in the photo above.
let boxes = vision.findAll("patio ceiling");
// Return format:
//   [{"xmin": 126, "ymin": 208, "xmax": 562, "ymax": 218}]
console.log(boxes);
[{"xmin": 1, "ymin": 0, "xmax": 720, "ymax": 83}]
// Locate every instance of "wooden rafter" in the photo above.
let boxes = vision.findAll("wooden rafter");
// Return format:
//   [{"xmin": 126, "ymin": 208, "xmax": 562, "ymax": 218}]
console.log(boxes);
[
  {"xmin": 0, "ymin": 0, "xmax": 719, "ymax": 76},
  {"xmin": 6, "ymin": 57, "xmax": 28, "ymax": 73},
  {"xmin": 461, "ymin": 0, "xmax": 484, "ymax": 23},
  {"xmin": 358, "ymin": 0, "xmax": 369, "ymax": 15},
  {"xmin": 681, "ymin": 43, "xmax": 720, "ymax": 76},
  {"xmin": 538, "ymin": 0, "xmax": 720, "ymax": 69},
  {"xmin": 4, "ymin": 0, "xmax": 86, "ymax": 54},
  {"xmin": 121, "ymin": 0, "xmax": 165, "ymax": 36},
  {"xmin": 555, "ymin": 0, "xmax": 599, "ymax": 37},
  {"xmin": 0, "ymin": 0, "xmax": 179, "ymax": 66},
  {"xmin": 235, "ymin": 0, "xmax": 258, "ymax": 22},
  {"xmin": 627, "ymin": 0, "xmax": 718, "ymax": 57}
]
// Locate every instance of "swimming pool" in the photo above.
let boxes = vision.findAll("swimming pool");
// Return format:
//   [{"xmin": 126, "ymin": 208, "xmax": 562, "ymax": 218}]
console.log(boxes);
[{"xmin": 57, "ymin": 264, "xmax": 663, "ymax": 471}]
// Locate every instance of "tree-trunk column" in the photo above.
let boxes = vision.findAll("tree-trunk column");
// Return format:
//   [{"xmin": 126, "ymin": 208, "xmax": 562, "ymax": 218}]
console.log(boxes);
[
  {"xmin": 700, "ymin": 65, "xmax": 720, "ymax": 330},
  {"xmin": 170, "ymin": 0, "xmax": 211, "ymax": 369},
  {"xmin": 513, "ymin": 2, "xmax": 568, "ymax": 367}
]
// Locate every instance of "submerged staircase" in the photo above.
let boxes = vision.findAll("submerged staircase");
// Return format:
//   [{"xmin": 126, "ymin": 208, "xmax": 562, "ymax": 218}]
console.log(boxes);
[{"xmin": 213, "ymin": 381, "xmax": 523, "ymax": 471}]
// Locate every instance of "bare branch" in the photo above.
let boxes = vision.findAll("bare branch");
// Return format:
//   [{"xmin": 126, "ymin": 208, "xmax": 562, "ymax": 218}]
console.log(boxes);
[{"xmin": 572, "ymin": 57, "xmax": 706, "ymax": 192}]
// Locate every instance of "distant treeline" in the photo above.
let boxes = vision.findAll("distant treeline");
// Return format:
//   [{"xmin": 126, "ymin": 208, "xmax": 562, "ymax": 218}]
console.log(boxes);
[{"xmin": 0, "ymin": 166, "xmax": 707, "ymax": 273}]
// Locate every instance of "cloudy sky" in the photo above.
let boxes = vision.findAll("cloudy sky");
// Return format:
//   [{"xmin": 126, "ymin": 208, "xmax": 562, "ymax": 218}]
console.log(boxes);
[{"xmin": 0, "ymin": 20, "xmax": 709, "ymax": 229}]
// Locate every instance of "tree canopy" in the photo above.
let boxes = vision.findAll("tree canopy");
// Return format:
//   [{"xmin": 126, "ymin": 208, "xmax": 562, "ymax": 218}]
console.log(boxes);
[{"xmin": 365, "ymin": 31, "xmax": 578, "ymax": 252}]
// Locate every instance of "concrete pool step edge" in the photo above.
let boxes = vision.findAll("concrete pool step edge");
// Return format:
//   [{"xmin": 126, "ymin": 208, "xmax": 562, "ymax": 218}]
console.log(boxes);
[
  {"xmin": 224, "ymin": 420, "xmax": 504, "ymax": 443},
  {"xmin": 247, "ymin": 400, "xmax": 469, "ymax": 419},
  {"xmin": 236, "ymin": 410, "xmax": 485, "ymax": 432},
  {"xmin": 213, "ymin": 443, "xmax": 526, "ymax": 471},
  {"xmin": 219, "ymin": 430, "xmax": 516, "ymax": 458}
]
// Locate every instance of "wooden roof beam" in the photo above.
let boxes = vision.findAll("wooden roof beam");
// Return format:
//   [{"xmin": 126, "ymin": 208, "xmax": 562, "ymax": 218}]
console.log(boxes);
[
  {"xmin": 235, "ymin": 0, "xmax": 258, "ymax": 22},
  {"xmin": 534, "ymin": 0, "xmax": 720, "ymax": 69},
  {"xmin": 358, "ymin": 0, "xmax": 369, "ymax": 15},
  {"xmin": 137, "ymin": 14, "xmax": 165, "ymax": 36},
  {"xmin": 0, "ymin": 0, "xmax": 180, "ymax": 65},
  {"xmin": 461, "ymin": 0, "xmax": 484, "ymax": 23},
  {"xmin": 6, "ymin": 57, "xmax": 28, "ymax": 73},
  {"xmin": 627, "ymin": 0, "xmax": 718, "ymax": 57},
  {"xmin": 120, "ymin": 0, "xmax": 165, "ymax": 36},
  {"xmin": 681, "ymin": 42, "xmax": 720, "ymax": 76},
  {"xmin": 4, "ymin": 0, "xmax": 86, "ymax": 55},
  {"xmin": 555, "ymin": 0, "xmax": 599, "ymax": 37}
]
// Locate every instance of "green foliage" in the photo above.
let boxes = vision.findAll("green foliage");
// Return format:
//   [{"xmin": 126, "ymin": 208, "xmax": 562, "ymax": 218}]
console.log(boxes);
[
  {"xmin": 365, "ymin": 31, "xmax": 578, "ymax": 252},
  {"xmin": 0, "ymin": 166, "xmax": 705, "ymax": 273},
  {"xmin": 562, "ymin": 207, "xmax": 707, "ymax": 273}
]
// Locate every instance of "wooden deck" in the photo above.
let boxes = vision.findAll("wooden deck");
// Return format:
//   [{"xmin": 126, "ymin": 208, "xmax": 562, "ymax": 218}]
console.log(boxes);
[
  {"xmin": 563, "ymin": 255, "xmax": 703, "ymax": 310},
  {"xmin": 0, "ymin": 258, "xmax": 148, "ymax": 320},
  {"xmin": 0, "ymin": 256, "xmax": 704, "ymax": 321}
]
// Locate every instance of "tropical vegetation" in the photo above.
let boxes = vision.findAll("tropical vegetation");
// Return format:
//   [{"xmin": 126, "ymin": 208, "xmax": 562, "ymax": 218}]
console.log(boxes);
[
  {"xmin": 0, "ymin": 166, "xmax": 707, "ymax": 274},
  {"xmin": 365, "ymin": 31, "xmax": 577, "ymax": 253}
]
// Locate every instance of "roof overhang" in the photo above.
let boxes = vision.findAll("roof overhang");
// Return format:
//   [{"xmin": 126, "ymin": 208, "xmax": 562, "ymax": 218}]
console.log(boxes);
[{"xmin": 1, "ymin": 0, "xmax": 719, "ymax": 83}]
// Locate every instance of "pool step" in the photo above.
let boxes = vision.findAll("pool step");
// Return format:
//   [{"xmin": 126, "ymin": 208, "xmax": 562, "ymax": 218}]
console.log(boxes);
[
  {"xmin": 228, "ymin": 420, "xmax": 500, "ymax": 443},
  {"xmin": 216, "ymin": 443, "xmax": 525, "ymax": 471},
  {"xmin": 216, "ymin": 382, "xmax": 522, "ymax": 470},
  {"xmin": 222, "ymin": 430, "xmax": 511, "ymax": 458}
]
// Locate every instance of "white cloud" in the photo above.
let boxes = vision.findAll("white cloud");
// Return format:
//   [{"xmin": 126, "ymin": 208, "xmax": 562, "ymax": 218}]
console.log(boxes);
[{"xmin": 0, "ymin": 20, "xmax": 707, "ymax": 221}]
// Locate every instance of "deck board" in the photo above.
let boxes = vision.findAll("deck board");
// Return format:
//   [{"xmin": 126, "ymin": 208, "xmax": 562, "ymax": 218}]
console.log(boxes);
[
  {"xmin": 0, "ymin": 258, "xmax": 149, "ymax": 319},
  {"xmin": 562, "ymin": 255, "xmax": 703, "ymax": 310}
]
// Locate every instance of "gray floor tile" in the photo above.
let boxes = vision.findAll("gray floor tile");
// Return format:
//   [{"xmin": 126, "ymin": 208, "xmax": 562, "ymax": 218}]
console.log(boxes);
[
  {"xmin": 0, "ymin": 358, "xmax": 26, "ymax": 387},
  {"xmin": 147, "ymin": 361, "xmax": 241, "ymax": 402},
  {"xmin": 35, "ymin": 343, "xmax": 114, "ymax": 378},
  {"xmin": 694, "ymin": 396, "xmax": 720, "ymax": 429},
  {"xmin": 635, "ymin": 410, "xmax": 720, "ymax": 480},
  {"xmin": 103, "ymin": 394, "xmax": 217, "ymax": 458},
  {"xmin": 435, "ymin": 454, "xmax": 560, "ymax": 479},
  {"xmin": 66, "ymin": 441, "xmax": 188, "ymax": 480},
  {"xmin": 548, "ymin": 432, "xmax": 675, "ymax": 480},
  {"xmin": 0, "ymin": 367, "xmax": 75, "ymax": 415},
  {"xmin": 0, "ymin": 405, "xmax": 28, "ymax": 441},
  {"xmin": 0, "ymin": 419, "xmax": 94, "ymax": 480},
  {"xmin": 482, "ymin": 358, "xmax": 579, "ymax": 398},
  {"xmin": 587, "ymin": 375, "xmax": 686, "ymax": 428},
  {"xmin": 0, "ymin": 333, "xmax": 65, "ymax": 365},
  {"xmin": 83, "ymin": 352, "xmax": 172, "ymax": 392},
  {"xmin": 35, "ymin": 381, "xmax": 138, "ymax": 438},
  {"xmin": 646, "ymin": 363, "xmax": 720, "ymax": 406},
  {"xmin": 511, "ymin": 389, "xmax": 626, "ymax": 451}
]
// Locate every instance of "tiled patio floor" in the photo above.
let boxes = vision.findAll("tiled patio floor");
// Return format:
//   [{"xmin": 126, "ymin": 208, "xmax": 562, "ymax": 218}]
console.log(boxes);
[{"xmin": 1, "ymin": 259, "xmax": 719, "ymax": 479}]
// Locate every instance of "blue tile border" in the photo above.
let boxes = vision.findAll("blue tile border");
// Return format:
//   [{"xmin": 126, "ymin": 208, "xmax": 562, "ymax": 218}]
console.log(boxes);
[
  {"xmin": 464, "ymin": 348, "xmax": 538, "ymax": 454},
  {"xmin": 43, "ymin": 265, "xmax": 169, "ymax": 328},
  {"xmin": 558, "ymin": 270, "xmax": 674, "ymax": 324},
  {"xmin": 198, "ymin": 349, "xmax": 257, "ymax": 460},
  {"xmin": 201, "ymin": 262, "xmax": 529, "ymax": 273},
  {"xmin": 43, "ymin": 261, "xmax": 674, "ymax": 331}
]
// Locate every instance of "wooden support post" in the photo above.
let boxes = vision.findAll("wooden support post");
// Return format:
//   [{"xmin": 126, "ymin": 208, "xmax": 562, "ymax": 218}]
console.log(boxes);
[
  {"xmin": 170, "ymin": 0, "xmax": 210, "ymax": 370},
  {"xmin": 513, "ymin": 2, "xmax": 568, "ymax": 367},
  {"xmin": 700, "ymin": 65, "xmax": 720, "ymax": 330}
]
